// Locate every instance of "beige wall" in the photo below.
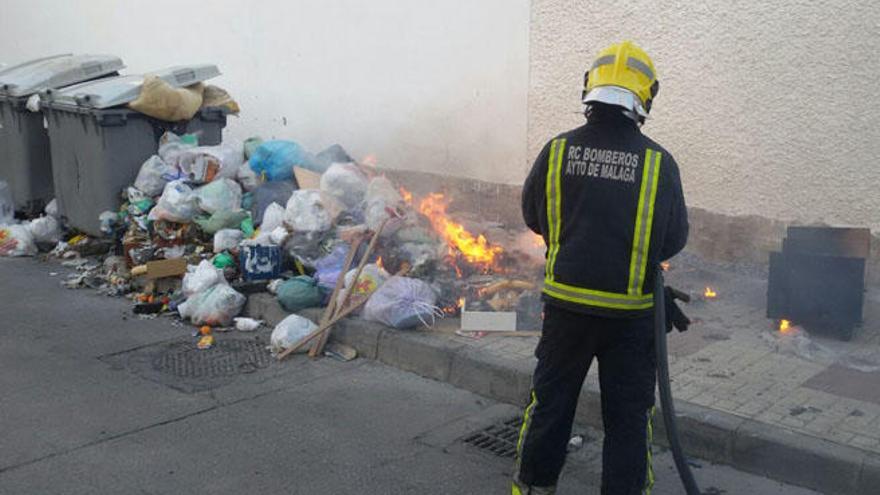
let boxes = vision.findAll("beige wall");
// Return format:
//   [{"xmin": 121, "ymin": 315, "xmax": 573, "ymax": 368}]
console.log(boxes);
[
  {"xmin": 529, "ymin": 0, "xmax": 880, "ymax": 231},
  {"xmin": 0, "ymin": 0, "xmax": 531, "ymax": 184},
  {"xmin": 3, "ymin": 0, "xmax": 878, "ymax": 232}
]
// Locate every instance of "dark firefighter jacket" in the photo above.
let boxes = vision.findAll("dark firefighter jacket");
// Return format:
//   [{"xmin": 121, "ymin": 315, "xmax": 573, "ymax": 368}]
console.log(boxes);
[{"xmin": 522, "ymin": 104, "xmax": 688, "ymax": 318}]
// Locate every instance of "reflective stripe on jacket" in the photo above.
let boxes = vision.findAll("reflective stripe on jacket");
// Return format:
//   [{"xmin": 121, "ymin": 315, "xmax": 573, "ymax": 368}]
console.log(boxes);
[{"xmin": 522, "ymin": 105, "xmax": 688, "ymax": 318}]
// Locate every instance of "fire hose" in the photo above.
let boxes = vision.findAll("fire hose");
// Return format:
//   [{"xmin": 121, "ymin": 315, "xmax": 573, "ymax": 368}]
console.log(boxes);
[{"xmin": 654, "ymin": 268, "xmax": 702, "ymax": 495}]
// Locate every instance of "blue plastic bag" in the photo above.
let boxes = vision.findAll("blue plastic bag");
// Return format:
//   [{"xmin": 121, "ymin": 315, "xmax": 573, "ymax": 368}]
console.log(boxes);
[
  {"xmin": 313, "ymin": 244, "xmax": 350, "ymax": 293},
  {"xmin": 249, "ymin": 140, "xmax": 323, "ymax": 181}
]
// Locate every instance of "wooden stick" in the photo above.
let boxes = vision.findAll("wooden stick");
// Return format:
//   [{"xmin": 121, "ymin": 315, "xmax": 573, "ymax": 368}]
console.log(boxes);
[
  {"xmin": 321, "ymin": 236, "xmax": 363, "ymax": 328},
  {"xmin": 310, "ymin": 216, "xmax": 391, "ymax": 357},
  {"xmin": 277, "ymin": 295, "xmax": 370, "ymax": 360},
  {"xmin": 278, "ymin": 265, "xmax": 410, "ymax": 362}
]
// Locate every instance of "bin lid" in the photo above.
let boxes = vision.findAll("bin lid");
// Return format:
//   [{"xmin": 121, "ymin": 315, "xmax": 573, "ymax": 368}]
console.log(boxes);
[
  {"xmin": 0, "ymin": 54, "xmax": 124, "ymax": 97},
  {"xmin": 0, "ymin": 53, "xmax": 72, "ymax": 78},
  {"xmin": 44, "ymin": 64, "xmax": 220, "ymax": 109}
]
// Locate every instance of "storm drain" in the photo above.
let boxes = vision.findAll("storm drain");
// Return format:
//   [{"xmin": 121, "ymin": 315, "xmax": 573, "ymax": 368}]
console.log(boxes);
[
  {"xmin": 103, "ymin": 336, "xmax": 274, "ymax": 393},
  {"xmin": 463, "ymin": 416, "xmax": 522, "ymax": 458},
  {"xmin": 152, "ymin": 339, "xmax": 272, "ymax": 378}
]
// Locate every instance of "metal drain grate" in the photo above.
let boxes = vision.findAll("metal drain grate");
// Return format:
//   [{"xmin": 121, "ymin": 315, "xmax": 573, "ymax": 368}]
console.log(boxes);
[
  {"xmin": 152, "ymin": 339, "xmax": 272, "ymax": 379},
  {"xmin": 463, "ymin": 416, "xmax": 522, "ymax": 458}
]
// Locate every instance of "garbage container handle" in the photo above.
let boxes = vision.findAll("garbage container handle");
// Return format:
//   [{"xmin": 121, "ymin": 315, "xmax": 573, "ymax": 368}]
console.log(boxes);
[
  {"xmin": 80, "ymin": 62, "xmax": 107, "ymax": 77},
  {"xmin": 95, "ymin": 111, "xmax": 128, "ymax": 127},
  {"xmin": 173, "ymin": 69, "xmax": 197, "ymax": 86},
  {"xmin": 199, "ymin": 106, "xmax": 230, "ymax": 122}
]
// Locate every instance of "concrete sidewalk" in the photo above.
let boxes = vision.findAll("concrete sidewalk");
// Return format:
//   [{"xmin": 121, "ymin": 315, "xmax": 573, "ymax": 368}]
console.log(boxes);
[{"xmin": 247, "ymin": 252, "xmax": 880, "ymax": 495}]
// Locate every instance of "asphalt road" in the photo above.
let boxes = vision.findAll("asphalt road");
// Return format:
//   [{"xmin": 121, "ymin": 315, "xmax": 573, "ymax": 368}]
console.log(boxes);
[{"xmin": 0, "ymin": 258, "xmax": 820, "ymax": 494}]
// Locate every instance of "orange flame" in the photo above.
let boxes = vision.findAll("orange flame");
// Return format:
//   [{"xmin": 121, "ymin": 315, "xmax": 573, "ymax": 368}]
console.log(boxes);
[
  {"xmin": 442, "ymin": 297, "xmax": 467, "ymax": 316},
  {"xmin": 376, "ymin": 256, "xmax": 384, "ymax": 270},
  {"xmin": 532, "ymin": 233, "xmax": 545, "ymax": 247},
  {"xmin": 704, "ymin": 287, "xmax": 717, "ymax": 299},
  {"xmin": 418, "ymin": 193, "xmax": 503, "ymax": 271},
  {"xmin": 779, "ymin": 319, "xmax": 792, "ymax": 334},
  {"xmin": 399, "ymin": 187, "xmax": 413, "ymax": 206}
]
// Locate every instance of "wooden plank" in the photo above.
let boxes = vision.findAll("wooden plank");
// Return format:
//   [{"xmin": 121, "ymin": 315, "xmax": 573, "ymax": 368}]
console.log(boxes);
[
  {"xmin": 310, "ymin": 216, "xmax": 391, "ymax": 357},
  {"xmin": 131, "ymin": 258, "xmax": 188, "ymax": 279}
]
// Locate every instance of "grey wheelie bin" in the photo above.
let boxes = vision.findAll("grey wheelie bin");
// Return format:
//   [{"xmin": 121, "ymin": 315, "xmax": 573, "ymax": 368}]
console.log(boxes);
[
  {"xmin": 0, "ymin": 54, "xmax": 124, "ymax": 215},
  {"xmin": 40, "ymin": 64, "xmax": 226, "ymax": 236}
]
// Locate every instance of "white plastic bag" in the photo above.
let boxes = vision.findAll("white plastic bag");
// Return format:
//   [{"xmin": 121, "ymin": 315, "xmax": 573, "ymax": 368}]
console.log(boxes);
[
  {"xmin": 158, "ymin": 132, "xmax": 196, "ymax": 165},
  {"xmin": 44, "ymin": 198, "xmax": 58, "ymax": 218},
  {"xmin": 337, "ymin": 263, "xmax": 390, "ymax": 313},
  {"xmin": 213, "ymin": 229, "xmax": 244, "ymax": 253},
  {"xmin": 269, "ymin": 226, "xmax": 289, "ymax": 245},
  {"xmin": 26, "ymin": 215, "xmax": 61, "ymax": 244},
  {"xmin": 284, "ymin": 190, "xmax": 332, "ymax": 232},
  {"xmin": 319, "ymin": 162, "xmax": 368, "ymax": 211},
  {"xmin": 365, "ymin": 176, "xmax": 404, "ymax": 232},
  {"xmin": 99, "ymin": 211, "xmax": 118, "ymax": 235},
  {"xmin": 236, "ymin": 161, "xmax": 261, "ymax": 192},
  {"xmin": 126, "ymin": 187, "xmax": 150, "ymax": 203},
  {"xmin": 149, "ymin": 180, "xmax": 198, "ymax": 223},
  {"xmin": 182, "ymin": 260, "xmax": 226, "ymax": 297},
  {"xmin": 267, "ymin": 278, "xmax": 284, "ymax": 294},
  {"xmin": 0, "ymin": 225, "xmax": 37, "ymax": 257},
  {"xmin": 178, "ymin": 284, "xmax": 246, "ymax": 326},
  {"xmin": 269, "ymin": 314, "xmax": 319, "ymax": 354},
  {"xmin": 260, "ymin": 202, "xmax": 286, "ymax": 233},
  {"xmin": 176, "ymin": 143, "xmax": 243, "ymax": 184},
  {"xmin": 26, "ymin": 94, "xmax": 40, "ymax": 112},
  {"xmin": 234, "ymin": 317, "xmax": 263, "ymax": 332},
  {"xmin": 363, "ymin": 276, "xmax": 441, "ymax": 329},
  {"xmin": 0, "ymin": 181, "xmax": 13, "ymax": 226},
  {"xmin": 134, "ymin": 155, "xmax": 176, "ymax": 197},
  {"xmin": 194, "ymin": 178, "xmax": 242, "ymax": 214}
]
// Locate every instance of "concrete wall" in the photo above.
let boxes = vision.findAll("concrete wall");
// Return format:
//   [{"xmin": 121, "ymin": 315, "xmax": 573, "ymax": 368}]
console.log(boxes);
[
  {"xmin": 529, "ymin": 0, "xmax": 880, "ymax": 231},
  {"xmin": 0, "ymin": 0, "xmax": 531, "ymax": 184}
]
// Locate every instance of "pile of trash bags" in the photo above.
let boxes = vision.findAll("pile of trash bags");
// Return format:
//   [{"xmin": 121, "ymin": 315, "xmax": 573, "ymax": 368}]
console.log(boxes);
[
  {"xmin": 4, "ymin": 128, "xmax": 453, "ymax": 334},
  {"xmin": 0, "ymin": 181, "xmax": 61, "ymax": 257}
]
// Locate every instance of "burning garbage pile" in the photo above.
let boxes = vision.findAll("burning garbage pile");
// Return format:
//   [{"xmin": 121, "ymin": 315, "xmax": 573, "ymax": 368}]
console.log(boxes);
[
  {"xmin": 405, "ymin": 191, "xmax": 543, "ymax": 326},
  {"xmin": 1, "ymin": 129, "xmax": 545, "ymax": 350}
]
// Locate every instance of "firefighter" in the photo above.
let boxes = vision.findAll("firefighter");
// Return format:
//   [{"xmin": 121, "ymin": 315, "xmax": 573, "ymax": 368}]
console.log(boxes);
[{"xmin": 514, "ymin": 41, "xmax": 688, "ymax": 495}]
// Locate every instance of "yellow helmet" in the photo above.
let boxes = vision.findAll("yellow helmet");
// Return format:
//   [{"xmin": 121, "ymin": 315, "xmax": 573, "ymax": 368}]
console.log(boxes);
[{"xmin": 583, "ymin": 41, "xmax": 659, "ymax": 116}]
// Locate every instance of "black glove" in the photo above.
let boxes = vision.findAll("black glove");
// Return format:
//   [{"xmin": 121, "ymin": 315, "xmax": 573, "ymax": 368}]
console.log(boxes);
[{"xmin": 664, "ymin": 286, "xmax": 691, "ymax": 333}]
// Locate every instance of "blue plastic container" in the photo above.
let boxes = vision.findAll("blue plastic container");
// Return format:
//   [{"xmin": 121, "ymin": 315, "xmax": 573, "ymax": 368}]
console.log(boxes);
[{"xmin": 240, "ymin": 244, "xmax": 282, "ymax": 281}]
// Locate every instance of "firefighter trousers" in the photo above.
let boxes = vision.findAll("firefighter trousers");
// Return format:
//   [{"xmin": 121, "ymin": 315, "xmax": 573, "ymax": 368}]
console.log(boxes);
[{"xmin": 513, "ymin": 303, "xmax": 657, "ymax": 495}]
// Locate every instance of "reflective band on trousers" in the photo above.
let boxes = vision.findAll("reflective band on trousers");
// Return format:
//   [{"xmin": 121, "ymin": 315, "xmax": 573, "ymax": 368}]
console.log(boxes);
[
  {"xmin": 645, "ymin": 406, "xmax": 656, "ymax": 494},
  {"xmin": 513, "ymin": 391, "xmax": 538, "ymax": 489},
  {"xmin": 543, "ymin": 145, "xmax": 661, "ymax": 311}
]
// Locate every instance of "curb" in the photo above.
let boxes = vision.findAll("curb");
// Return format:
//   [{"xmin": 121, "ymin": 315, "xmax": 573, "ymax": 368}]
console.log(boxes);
[{"xmin": 246, "ymin": 294, "xmax": 879, "ymax": 495}]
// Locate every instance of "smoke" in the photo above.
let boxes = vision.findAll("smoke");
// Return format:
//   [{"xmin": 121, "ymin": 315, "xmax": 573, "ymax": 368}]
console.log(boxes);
[{"xmin": 0, "ymin": 0, "xmax": 530, "ymax": 184}]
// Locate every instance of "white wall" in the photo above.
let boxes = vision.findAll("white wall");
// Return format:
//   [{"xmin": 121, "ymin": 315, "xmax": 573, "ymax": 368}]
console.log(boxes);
[
  {"xmin": 529, "ymin": 0, "xmax": 880, "ymax": 231},
  {"xmin": 0, "ymin": 0, "xmax": 531, "ymax": 184}
]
